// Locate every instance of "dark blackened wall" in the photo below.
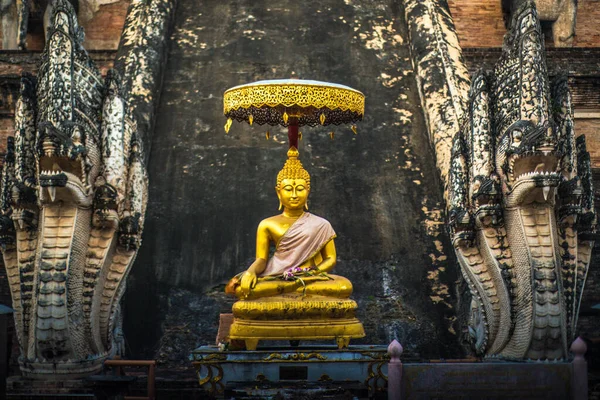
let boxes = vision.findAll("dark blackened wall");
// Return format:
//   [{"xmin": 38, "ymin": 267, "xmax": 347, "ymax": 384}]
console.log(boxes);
[{"xmin": 123, "ymin": 0, "xmax": 462, "ymax": 364}]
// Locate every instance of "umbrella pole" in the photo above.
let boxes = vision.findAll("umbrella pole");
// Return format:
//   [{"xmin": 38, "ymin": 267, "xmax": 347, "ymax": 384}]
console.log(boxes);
[{"xmin": 288, "ymin": 118, "xmax": 299, "ymax": 149}]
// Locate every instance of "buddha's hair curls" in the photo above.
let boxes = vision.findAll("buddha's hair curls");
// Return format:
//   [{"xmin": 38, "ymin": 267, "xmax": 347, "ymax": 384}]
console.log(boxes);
[{"xmin": 276, "ymin": 147, "xmax": 311, "ymax": 190}]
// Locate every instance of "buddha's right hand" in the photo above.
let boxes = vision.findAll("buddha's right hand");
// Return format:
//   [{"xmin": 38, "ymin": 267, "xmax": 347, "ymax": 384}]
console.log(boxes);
[{"xmin": 240, "ymin": 270, "xmax": 257, "ymax": 297}]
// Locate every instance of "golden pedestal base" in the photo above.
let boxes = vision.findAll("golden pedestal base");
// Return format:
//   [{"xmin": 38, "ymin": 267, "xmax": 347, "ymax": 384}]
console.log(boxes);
[{"xmin": 229, "ymin": 294, "xmax": 365, "ymax": 350}]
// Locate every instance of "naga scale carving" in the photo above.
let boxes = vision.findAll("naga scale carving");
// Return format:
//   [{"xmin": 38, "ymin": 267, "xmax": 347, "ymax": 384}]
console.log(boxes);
[
  {"xmin": 0, "ymin": 0, "xmax": 148, "ymax": 377},
  {"xmin": 449, "ymin": 1, "xmax": 596, "ymax": 360}
]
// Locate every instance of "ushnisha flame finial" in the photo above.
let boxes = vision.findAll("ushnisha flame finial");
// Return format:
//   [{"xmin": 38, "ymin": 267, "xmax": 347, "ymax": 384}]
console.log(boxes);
[{"xmin": 276, "ymin": 147, "xmax": 310, "ymax": 191}]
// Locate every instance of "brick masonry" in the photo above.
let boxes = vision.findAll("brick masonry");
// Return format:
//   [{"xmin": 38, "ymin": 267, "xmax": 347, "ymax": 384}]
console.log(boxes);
[
  {"xmin": 449, "ymin": 0, "xmax": 600, "ymax": 48},
  {"xmin": 0, "ymin": 0, "xmax": 130, "ymax": 51}
]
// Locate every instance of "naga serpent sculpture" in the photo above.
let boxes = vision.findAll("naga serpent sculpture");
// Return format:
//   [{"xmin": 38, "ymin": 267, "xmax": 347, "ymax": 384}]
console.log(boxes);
[
  {"xmin": 0, "ymin": 0, "xmax": 147, "ymax": 377},
  {"xmin": 448, "ymin": 1, "xmax": 596, "ymax": 360}
]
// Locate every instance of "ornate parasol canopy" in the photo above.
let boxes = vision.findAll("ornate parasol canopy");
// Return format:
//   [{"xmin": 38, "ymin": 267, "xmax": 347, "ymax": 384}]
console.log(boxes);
[{"xmin": 223, "ymin": 79, "xmax": 364, "ymax": 147}]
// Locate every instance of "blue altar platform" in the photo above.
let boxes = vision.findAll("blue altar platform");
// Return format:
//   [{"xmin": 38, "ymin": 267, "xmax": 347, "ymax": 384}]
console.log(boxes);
[{"xmin": 190, "ymin": 344, "xmax": 389, "ymax": 398}]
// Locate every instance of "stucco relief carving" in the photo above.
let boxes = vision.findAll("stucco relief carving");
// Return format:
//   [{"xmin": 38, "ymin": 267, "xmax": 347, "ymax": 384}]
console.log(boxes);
[
  {"xmin": 0, "ymin": 0, "xmax": 147, "ymax": 377},
  {"xmin": 449, "ymin": 1, "xmax": 595, "ymax": 359}
]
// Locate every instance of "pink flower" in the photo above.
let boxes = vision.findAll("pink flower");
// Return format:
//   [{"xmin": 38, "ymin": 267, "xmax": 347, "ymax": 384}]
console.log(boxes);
[
  {"xmin": 301, "ymin": 267, "xmax": 311, "ymax": 272},
  {"xmin": 283, "ymin": 270, "xmax": 295, "ymax": 280},
  {"xmin": 292, "ymin": 266, "xmax": 302, "ymax": 273}
]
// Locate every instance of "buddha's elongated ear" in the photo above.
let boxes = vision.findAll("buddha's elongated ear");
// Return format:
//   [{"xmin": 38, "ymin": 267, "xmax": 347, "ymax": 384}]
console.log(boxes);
[
  {"xmin": 276, "ymin": 190, "xmax": 282, "ymax": 211},
  {"xmin": 304, "ymin": 200, "xmax": 308, "ymax": 211}
]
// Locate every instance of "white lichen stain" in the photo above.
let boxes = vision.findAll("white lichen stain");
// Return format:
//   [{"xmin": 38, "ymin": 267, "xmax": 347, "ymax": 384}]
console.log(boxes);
[
  {"xmin": 272, "ymin": 135, "xmax": 287, "ymax": 145},
  {"xmin": 434, "ymin": 240, "xmax": 444, "ymax": 253},
  {"xmin": 174, "ymin": 28, "xmax": 198, "ymax": 47},
  {"xmin": 392, "ymin": 107, "xmax": 412, "ymax": 125},
  {"xmin": 242, "ymin": 29, "xmax": 266, "ymax": 41},
  {"xmin": 382, "ymin": 268, "xmax": 392, "ymax": 297},
  {"xmin": 405, "ymin": 3, "xmax": 470, "ymax": 198},
  {"xmin": 358, "ymin": 22, "xmax": 404, "ymax": 55},
  {"xmin": 379, "ymin": 72, "xmax": 402, "ymax": 88},
  {"xmin": 446, "ymin": 316, "xmax": 457, "ymax": 335},
  {"xmin": 396, "ymin": 137, "xmax": 424, "ymax": 176},
  {"xmin": 422, "ymin": 201, "xmax": 453, "ymax": 311},
  {"xmin": 421, "ymin": 201, "xmax": 444, "ymax": 237},
  {"xmin": 130, "ymin": 56, "xmax": 152, "ymax": 99}
]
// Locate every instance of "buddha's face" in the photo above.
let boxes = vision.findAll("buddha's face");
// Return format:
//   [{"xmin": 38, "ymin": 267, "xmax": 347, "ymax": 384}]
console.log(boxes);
[{"xmin": 277, "ymin": 178, "xmax": 309, "ymax": 210}]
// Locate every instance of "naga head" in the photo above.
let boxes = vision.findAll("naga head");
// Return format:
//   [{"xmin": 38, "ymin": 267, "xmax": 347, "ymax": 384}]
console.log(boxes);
[
  {"xmin": 118, "ymin": 212, "xmax": 142, "ymax": 251},
  {"xmin": 470, "ymin": 173, "xmax": 502, "ymax": 227},
  {"xmin": 450, "ymin": 0, "xmax": 596, "ymax": 361},
  {"xmin": 11, "ymin": 183, "xmax": 38, "ymax": 230},
  {"xmin": 495, "ymin": 120, "xmax": 561, "ymax": 205},
  {"xmin": 92, "ymin": 179, "xmax": 119, "ymax": 228},
  {"xmin": 36, "ymin": 122, "xmax": 100, "ymax": 207},
  {"xmin": 0, "ymin": 0, "xmax": 149, "ymax": 378},
  {"xmin": 448, "ymin": 72, "xmax": 502, "ymax": 242},
  {"xmin": 490, "ymin": 1, "xmax": 562, "ymax": 207},
  {"xmin": 34, "ymin": 0, "xmax": 103, "ymax": 208}
]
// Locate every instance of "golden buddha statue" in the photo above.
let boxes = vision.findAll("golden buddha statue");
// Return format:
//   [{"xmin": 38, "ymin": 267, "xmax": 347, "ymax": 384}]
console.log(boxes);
[{"xmin": 226, "ymin": 148, "xmax": 365, "ymax": 350}]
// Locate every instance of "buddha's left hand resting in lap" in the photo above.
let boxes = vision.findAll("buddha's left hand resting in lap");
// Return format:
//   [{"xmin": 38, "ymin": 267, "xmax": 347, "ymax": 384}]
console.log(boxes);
[{"xmin": 226, "ymin": 147, "xmax": 352, "ymax": 300}]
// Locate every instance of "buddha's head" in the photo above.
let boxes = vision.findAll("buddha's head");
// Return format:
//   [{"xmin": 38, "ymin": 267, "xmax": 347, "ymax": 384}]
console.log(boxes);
[{"xmin": 276, "ymin": 147, "xmax": 310, "ymax": 211}]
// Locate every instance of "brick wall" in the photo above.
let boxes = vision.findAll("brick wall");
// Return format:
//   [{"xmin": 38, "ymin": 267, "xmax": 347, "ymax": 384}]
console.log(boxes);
[
  {"xmin": 449, "ymin": 0, "xmax": 600, "ymax": 48},
  {"xmin": 0, "ymin": 119, "xmax": 12, "ymax": 155},
  {"xmin": 448, "ymin": 0, "xmax": 506, "ymax": 48},
  {"xmin": 577, "ymin": 119, "xmax": 600, "ymax": 168},
  {"xmin": 81, "ymin": 0, "xmax": 130, "ymax": 50},
  {"xmin": 0, "ymin": 0, "xmax": 130, "ymax": 51},
  {"xmin": 573, "ymin": 1, "xmax": 600, "ymax": 48}
]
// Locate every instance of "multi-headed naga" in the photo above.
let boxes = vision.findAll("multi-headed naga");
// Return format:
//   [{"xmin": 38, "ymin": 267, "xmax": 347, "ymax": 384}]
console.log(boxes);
[
  {"xmin": 0, "ymin": 0, "xmax": 148, "ymax": 377},
  {"xmin": 448, "ymin": 1, "xmax": 596, "ymax": 360}
]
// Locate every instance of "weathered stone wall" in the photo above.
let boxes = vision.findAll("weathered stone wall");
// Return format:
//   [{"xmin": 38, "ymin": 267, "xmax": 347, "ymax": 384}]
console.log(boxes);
[
  {"xmin": 403, "ymin": 0, "xmax": 470, "ymax": 197},
  {"xmin": 579, "ymin": 240, "xmax": 600, "ymax": 337},
  {"xmin": 123, "ymin": 0, "xmax": 463, "ymax": 364}
]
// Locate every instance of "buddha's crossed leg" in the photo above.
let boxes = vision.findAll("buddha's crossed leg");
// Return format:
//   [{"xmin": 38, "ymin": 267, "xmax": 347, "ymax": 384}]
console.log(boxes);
[{"xmin": 235, "ymin": 274, "xmax": 353, "ymax": 300}]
